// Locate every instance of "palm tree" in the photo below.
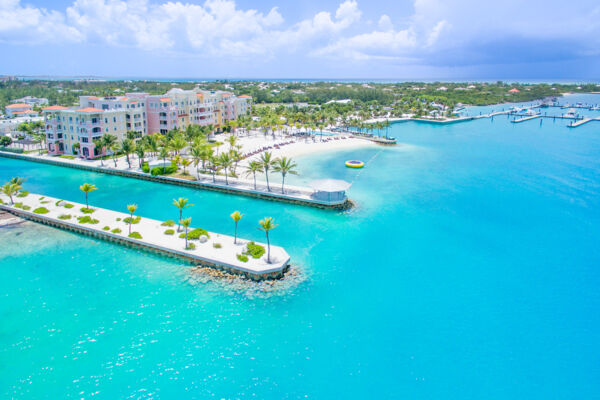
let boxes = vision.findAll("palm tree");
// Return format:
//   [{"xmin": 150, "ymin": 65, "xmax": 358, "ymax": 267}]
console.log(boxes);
[
  {"xmin": 230, "ymin": 211, "xmax": 243, "ymax": 244},
  {"xmin": 181, "ymin": 158, "xmax": 192, "ymax": 175},
  {"xmin": 273, "ymin": 157, "xmax": 298, "ymax": 194},
  {"xmin": 259, "ymin": 151, "xmax": 275, "ymax": 191},
  {"xmin": 170, "ymin": 135, "xmax": 187, "ymax": 155},
  {"xmin": 9, "ymin": 177, "xmax": 26, "ymax": 186},
  {"xmin": 79, "ymin": 183, "xmax": 97, "ymax": 209},
  {"xmin": 190, "ymin": 145, "xmax": 203, "ymax": 178},
  {"xmin": 200, "ymin": 146, "xmax": 213, "ymax": 170},
  {"xmin": 227, "ymin": 134, "xmax": 238, "ymax": 150},
  {"xmin": 2, "ymin": 181, "xmax": 21, "ymax": 204},
  {"xmin": 126, "ymin": 203, "xmax": 138, "ymax": 234},
  {"xmin": 102, "ymin": 134, "xmax": 118, "ymax": 167},
  {"xmin": 181, "ymin": 217, "xmax": 192, "ymax": 249},
  {"xmin": 245, "ymin": 161, "xmax": 262, "ymax": 190},
  {"xmin": 258, "ymin": 217, "xmax": 278, "ymax": 263},
  {"xmin": 120, "ymin": 138, "xmax": 135, "ymax": 169},
  {"xmin": 159, "ymin": 146, "xmax": 169, "ymax": 174},
  {"xmin": 93, "ymin": 137, "xmax": 105, "ymax": 166},
  {"xmin": 172, "ymin": 197, "xmax": 194, "ymax": 232},
  {"xmin": 135, "ymin": 145, "xmax": 145, "ymax": 168},
  {"xmin": 218, "ymin": 152, "xmax": 232, "ymax": 185}
]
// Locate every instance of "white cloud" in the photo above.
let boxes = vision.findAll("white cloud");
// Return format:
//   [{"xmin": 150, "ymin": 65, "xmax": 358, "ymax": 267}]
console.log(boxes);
[{"xmin": 0, "ymin": 0, "xmax": 598, "ymax": 66}]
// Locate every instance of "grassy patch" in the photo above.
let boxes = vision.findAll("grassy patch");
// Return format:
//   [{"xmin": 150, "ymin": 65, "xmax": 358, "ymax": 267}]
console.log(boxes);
[
  {"xmin": 236, "ymin": 254, "xmax": 249, "ymax": 263},
  {"xmin": 55, "ymin": 199, "xmax": 62, "ymax": 206},
  {"xmin": 186, "ymin": 243, "xmax": 196, "ymax": 250},
  {"xmin": 39, "ymin": 196, "xmax": 45, "ymax": 200},
  {"xmin": 16, "ymin": 191, "xmax": 29, "ymax": 198},
  {"xmin": 102, "ymin": 226, "xmax": 110, "ymax": 231},
  {"xmin": 111, "ymin": 228, "xmax": 122, "ymax": 234},
  {"xmin": 179, "ymin": 228, "xmax": 210, "ymax": 240},
  {"xmin": 40, "ymin": 200, "xmax": 50, "ymax": 204},
  {"xmin": 161, "ymin": 220, "xmax": 175, "ymax": 227},
  {"xmin": 123, "ymin": 216, "xmax": 141, "ymax": 224},
  {"xmin": 213, "ymin": 243, "xmax": 222, "ymax": 249},
  {"xmin": 116, "ymin": 217, "xmax": 121, "ymax": 221},
  {"xmin": 77, "ymin": 215, "xmax": 99, "ymax": 224},
  {"xmin": 244, "ymin": 241, "xmax": 265, "ymax": 259},
  {"xmin": 164, "ymin": 229, "xmax": 175, "ymax": 235},
  {"xmin": 64, "ymin": 203, "xmax": 74, "ymax": 209},
  {"xmin": 0, "ymin": 198, "xmax": 4, "ymax": 204},
  {"xmin": 58, "ymin": 214, "xmax": 72, "ymax": 220},
  {"xmin": 59, "ymin": 154, "xmax": 76, "ymax": 160},
  {"xmin": 128, "ymin": 232, "xmax": 143, "ymax": 239},
  {"xmin": 80, "ymin": 207, "xmax": 95, "ymax": 214},
  {"xmin": 14, "ymin": 202, "xmax": 31, "ymax": 211},
  {"xmin": 33, "ymin": 207, "xmax": 49, "ymax": 214}
]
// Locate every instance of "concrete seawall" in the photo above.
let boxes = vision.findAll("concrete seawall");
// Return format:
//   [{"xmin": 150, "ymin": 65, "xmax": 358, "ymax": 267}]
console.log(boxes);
[
  {"xmin": 0, "ymin": 151, "xmax": 351, "ymax": 210},
  {"xmin": 0, "ymin": 193, "xmax": 290, "ymax": 280}
]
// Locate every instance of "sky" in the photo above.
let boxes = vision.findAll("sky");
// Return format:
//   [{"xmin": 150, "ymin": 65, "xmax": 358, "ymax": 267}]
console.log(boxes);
[{"xmin": 0, "ymin": 0, "xmax": 599, "ymax": 80}]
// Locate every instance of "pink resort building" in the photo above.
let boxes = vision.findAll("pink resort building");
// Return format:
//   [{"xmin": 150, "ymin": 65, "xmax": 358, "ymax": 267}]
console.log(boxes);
[{"xmin": 43, "ymin": 87, "xmax": 251, "ymax": 159}]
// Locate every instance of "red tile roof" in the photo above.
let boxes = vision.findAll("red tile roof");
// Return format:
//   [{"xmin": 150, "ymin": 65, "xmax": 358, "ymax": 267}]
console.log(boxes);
[
  {"xmin": 238, "ymin": 95, "xmax": 251, "ymax": 98},
  {"xmin": 77, "ymin": 107, "xmax": 104, "ymax": 113},
  {"xmin": 43, "ymin": 105, "xmax": 69, "ymax": 111},
  {"xmin": 6, "ymin": 103, "xmax": 32, "ymax": 109},
  {"xmin": 160, "ymin": 98, "xmax": 171, "ymax": 102}
]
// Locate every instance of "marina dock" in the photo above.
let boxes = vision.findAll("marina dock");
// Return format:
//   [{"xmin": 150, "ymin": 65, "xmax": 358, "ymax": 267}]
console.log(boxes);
[
  {"xmin": 511, "ymin": 115, "xmax": 542, "ymax": 123},
  {"xmin": 0, "ymin": 192, "xmax": 290, "ymax": 280}
]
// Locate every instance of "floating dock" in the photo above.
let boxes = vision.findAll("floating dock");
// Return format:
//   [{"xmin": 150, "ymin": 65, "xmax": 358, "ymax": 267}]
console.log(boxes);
[
  {"xmin": 511, "ymin": 115, "xmax": 542, "ymax": 123},
  {"xmin": 0, "ymin": 192, "xmax": 290, "ymax": 280},
  {"xmin": 0, "ymin": 152, "xmax": 351, "ymax": 210}
]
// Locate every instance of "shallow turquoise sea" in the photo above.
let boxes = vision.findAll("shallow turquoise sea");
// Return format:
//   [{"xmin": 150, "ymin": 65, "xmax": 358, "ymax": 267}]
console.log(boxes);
[{"xmin": 1, "ymin": 95, "xmax": 600, "ymax": 398}]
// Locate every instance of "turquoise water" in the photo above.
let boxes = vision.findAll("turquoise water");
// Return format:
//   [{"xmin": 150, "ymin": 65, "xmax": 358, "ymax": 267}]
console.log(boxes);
[{"xmin": 2, "ymin": 95, "xmax": 600, "ymax": 398}]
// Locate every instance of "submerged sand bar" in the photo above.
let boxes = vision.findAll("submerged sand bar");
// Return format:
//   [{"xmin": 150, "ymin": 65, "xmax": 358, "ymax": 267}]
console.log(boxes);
[{"xmin": 0, "ymin": 192, "xmax": 290, "ymax": 280}]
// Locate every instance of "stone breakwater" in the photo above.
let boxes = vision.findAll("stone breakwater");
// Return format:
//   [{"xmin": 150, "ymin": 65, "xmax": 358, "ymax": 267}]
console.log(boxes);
[
  {"xmin": 0, "ymin": 151, "xmax": 351, "ymax": 210},
  {"xmin": 0, "ymin": 192, "xmax": 290, "ymax": 280}
]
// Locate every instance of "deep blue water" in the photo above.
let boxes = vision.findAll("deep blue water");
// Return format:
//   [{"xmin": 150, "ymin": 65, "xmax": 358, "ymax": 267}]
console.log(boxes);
[{"xmin": 1, "ymin": 96, "xmax": 600, "ymax": 398}]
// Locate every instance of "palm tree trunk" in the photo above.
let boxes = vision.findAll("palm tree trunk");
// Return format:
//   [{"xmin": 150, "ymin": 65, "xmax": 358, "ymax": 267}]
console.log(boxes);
[
  {"xmin": 253, "ymin": 173, "xmax": 257, "ymax": 190},
  {"xmin": 178, "ymin": 210, "xmax": 182, "ymax": 232},
  {"xmin": 234, "ymin": 222, "xmax": 237, "ymax": 244},
  {"xmin": 281, "ymin": 174, "xmax": 285, "ymax": 194},
  {"xmin": 224, "ymin": 168, "xmax": 228, "ymax": 185},
  {"xmin": 85, "ymin": 194, "xmax": 88, "ymax": 209},
  {"xmin": 265, "ymin": 171, "xmax": 270, "ymax": 191},
  {"xmin": 266, "ymin": 232, "xmax": 271, "ymax": 263}
]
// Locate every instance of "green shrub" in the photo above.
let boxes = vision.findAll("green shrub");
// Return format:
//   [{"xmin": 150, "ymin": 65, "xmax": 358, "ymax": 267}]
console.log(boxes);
[
  {"xmin": 128, "ymin": 232, "xmax": 143, "ymax": 239},
  {"xmin": 123, "ymin": 216, "xmax": 141, "ymax": 224},
  {"xmin": 179, "ymin": 228, "xmax": 210, "ymax": 240},
  {"xmin": 0, "ymin": 146, "xmax": 24, "ymax": 154},
  {"xmin": 0, "ymin": 198, "xmax": 4, "ymax": 204},
  {"xmin": 39, "ymin": 197, "xmax": 45, "ymax": 200},
  {"xmin": 213, "ymin": 243, "xmax": 222, "ymax": 249},
  {"xmin": 59, "ymin": 154, "xmax": 75, "ymax": 159},
  {"xmin": 102, "ymin": 226, "xmax": 110, "ymax": 231},
  {"xmin": 244, "ymin": 241, "xmax": 265, "ymax": 259},
  {"xmin": 150, "ymin": 165, "xmax": 178, "ymax": 176},
  {"xmin": 161, "ymin": 220, "xmax": 175, "ymax": 227},
  {"xmin": 64, "ymin": 203, "xmax": 74, "ymax": 209},
  {"xmin": 58, "ymin": 214, "xmax": 72, "ymax": 220},
  {"xmin": 80, "ymin": 207, "xmax": 95, "ymax": 214},
  {"xmin": 236, "ymin": 254, "xmax": 249, "ymax": 262},
  {"xmin": 41, "ymin": 200, "xmax": 50, "ymax": 204},
  {"xmin": 116, "ymin": 217, "xmax": 121, "ymax": 221},
  {"xmin": 164, "ymin": 229, "xmax": 175, "ymax": 235},
  {"xmin": 186, "ymin": 243, "xmax": 196, "ymax": 250},
  {"xmin": 142, "ymin": 162, "xmax": 150, "ymax": 173},
  {"xmin": 111, "ymin": 228, "xmax": 122, "ymax": 234},
  {"xmin": 55, "ymin": 199, "xmax": 62, "ymax": 206},
  {"xmin": 33, "ymin": 207, "xmax": 49, "ymax": 214},
  {"xmin": 77, "ymin": 215, "xmax": 99, "ymax": 224},
  {"xmin": 17, "ymin": 191, "xmax": 29, "ymax": 198}
]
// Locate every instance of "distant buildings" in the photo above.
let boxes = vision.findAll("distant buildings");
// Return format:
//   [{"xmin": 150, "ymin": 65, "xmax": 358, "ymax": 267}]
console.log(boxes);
[
  {"xmin": 43, "ymin": 87, "xmax": 251, "ymax": 159},
  {"xmin": 11, "ymin": 96, "xmax": 49, "ymax": 107},
  {"xmin": 5, "ymin": 103, "xmax": 39, "ymax": 118}
]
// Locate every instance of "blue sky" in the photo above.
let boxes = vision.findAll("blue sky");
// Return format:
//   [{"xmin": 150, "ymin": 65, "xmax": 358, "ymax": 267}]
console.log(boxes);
[{"xmin": 1, "ymin": 0, "xmax": 599, "ymax": 80}]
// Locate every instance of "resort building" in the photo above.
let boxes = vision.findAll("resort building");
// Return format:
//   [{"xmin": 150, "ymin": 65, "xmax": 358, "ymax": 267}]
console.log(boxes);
[
  {"xmin": 43, "ymin": 87, "xmax": 251, "ymax": 159},
  {"xmin": 11, "ymin": 96, "xmax": 49, "ymax": 107},
  {"xmin": 5, "ymin": 103, "xmax": 38, "ymax": 118}
]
